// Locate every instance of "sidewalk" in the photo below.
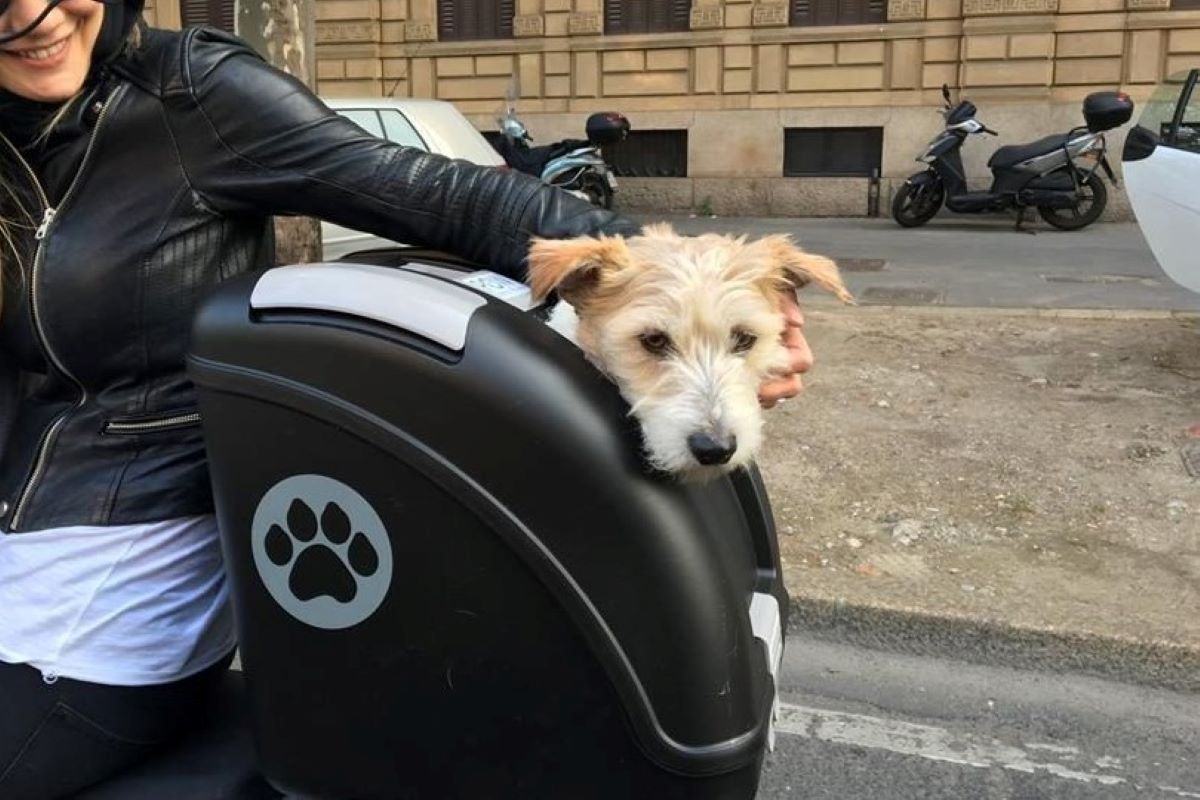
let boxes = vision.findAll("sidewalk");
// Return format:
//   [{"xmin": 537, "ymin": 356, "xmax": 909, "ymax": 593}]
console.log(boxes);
[
  {"xmin": 628, "ymin": 215, "xmax": 1200, "ymax": 690},
  {"xmin": 758, "ymin": 305, "xmax": 1200, "ymax": 690}
]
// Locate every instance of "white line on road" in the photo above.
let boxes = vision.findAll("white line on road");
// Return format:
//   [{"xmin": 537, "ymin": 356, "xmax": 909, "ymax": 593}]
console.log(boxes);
[{"xmin": 775, "ymin": 701, "xmax": 1198, "ymax": 797}]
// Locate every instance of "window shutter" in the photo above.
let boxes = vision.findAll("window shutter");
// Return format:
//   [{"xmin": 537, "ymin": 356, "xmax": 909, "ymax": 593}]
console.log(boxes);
[
  {"xmin": 438, "ymin": 0, "xmax": 457, "ymax": 39},
  {"xmin": 607, "ymin": 0, "xmax": 690, "ymax": 34},
  {"xmin": 791, "ymin": 0, "xmax": 888, "ymax": 24},
  {"xmin": 814, "ymin": 0, "xmax": 840, "ymax": 26},
  {"xmin": 441, "ymin": 0, "xmax": 515, "ymax": 40},
  {"xmin": 670, "ymin": 0, "xmax": 691, "ymax": 31},
  {"xmin": 181, "ymin": 0, "xmax": 234, "ymax": 31},
  {"xmin": 789, "ymin": 0, "xmax": 814, "ymax": 26},
  {"xmin": 648, "ymin": 0, "xmax": 671, "ymax": 32},
  {"xmin": 497, "ymin": 0, "xmax": 515, "ymax": 38},
  {"xmin": 605, "ymin": 0, "xmax": 627, "ymax": 34}
]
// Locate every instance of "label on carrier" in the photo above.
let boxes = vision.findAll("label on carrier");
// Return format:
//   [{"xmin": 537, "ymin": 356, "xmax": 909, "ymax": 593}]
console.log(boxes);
[{"xmin": 749, "ymin": 592, "xmax": 784, "ymax": 751}]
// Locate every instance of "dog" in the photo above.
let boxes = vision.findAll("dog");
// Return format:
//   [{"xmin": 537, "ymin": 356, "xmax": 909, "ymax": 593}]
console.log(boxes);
[{"xmin": 527, "ymin": 223, "xmax": 852, "ymax": 480}]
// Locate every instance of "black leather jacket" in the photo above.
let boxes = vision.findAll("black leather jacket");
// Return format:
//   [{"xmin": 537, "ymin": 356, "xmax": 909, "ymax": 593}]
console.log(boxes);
[{"xmin": 0, "ymin": 24, "xmax": 636, "ymax": 533}]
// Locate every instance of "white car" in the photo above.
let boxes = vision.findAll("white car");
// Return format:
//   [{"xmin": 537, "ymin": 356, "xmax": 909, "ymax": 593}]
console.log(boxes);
[
  {"xmin": 1122, "ymin": 69, "xmax": 1200, "ymax": 295},
  {"xmin": 320, "ymin": 97, "xmax": 507, "ymax": 260}
]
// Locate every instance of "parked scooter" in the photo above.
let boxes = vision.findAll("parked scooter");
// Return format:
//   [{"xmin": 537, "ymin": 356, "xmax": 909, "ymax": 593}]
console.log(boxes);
[
  {"xmin": 893, "ymin": 84, "xmax": 1133, "ymax": 231},
  {"xmin": 493, "ymin": 81, "xmax": 629, "ymax": 209}
]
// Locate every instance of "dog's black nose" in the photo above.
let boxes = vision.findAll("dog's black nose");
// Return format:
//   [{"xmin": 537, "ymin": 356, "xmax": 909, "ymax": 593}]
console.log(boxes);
[{"xmin": 687, "ymin": 433, "xmax": 737, "ymax": 466}]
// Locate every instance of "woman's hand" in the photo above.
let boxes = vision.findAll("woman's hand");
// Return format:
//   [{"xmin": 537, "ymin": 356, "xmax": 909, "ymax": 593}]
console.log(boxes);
[{"xmin": 759, "ymin": 291, "xmax": 813, "ymax": 409}]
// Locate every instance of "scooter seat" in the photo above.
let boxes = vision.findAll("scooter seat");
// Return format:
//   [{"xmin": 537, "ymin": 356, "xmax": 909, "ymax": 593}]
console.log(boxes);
[
  {"xmin": 496, "ymin": 138, "xmax": 592, "ymax": 176},
  {"xmin": 75, "ymin": 670, "xmax": 278, "ymax": 800},
  {"xmin": 988, "ymin": 133, "xmax": 1070, "ymax": 169}
]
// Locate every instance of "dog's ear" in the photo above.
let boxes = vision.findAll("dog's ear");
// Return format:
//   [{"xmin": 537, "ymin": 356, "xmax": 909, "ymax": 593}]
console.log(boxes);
[
  {"xmin": 526, "ymin": 235, "xmax": 634, "ymax": 305},
  {"xmin": 763, "ymin": 236, "xmax": 854, "ymax": 304}
]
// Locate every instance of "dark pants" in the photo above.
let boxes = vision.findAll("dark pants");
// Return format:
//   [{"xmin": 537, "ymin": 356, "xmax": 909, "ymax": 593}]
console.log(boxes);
[{"xmin": 0, "ymin": 652, "xmax": 235, "ymax": 800}]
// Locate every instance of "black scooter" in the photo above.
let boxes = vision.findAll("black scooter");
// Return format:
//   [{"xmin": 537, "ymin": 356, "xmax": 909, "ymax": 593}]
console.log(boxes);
[
  {"xmin": 893, "ymin": 84, "xmax": 1133, "ymax": 231},
  {"xmin": 491, "ymin": 80, "xmax": 629, "ymax": 209}
]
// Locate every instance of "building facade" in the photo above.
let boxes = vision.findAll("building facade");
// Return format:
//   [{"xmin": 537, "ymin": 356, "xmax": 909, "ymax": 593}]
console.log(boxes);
[{"xmin": 150, "ymin": 0, "xmax": 1200, "ymax": 217}]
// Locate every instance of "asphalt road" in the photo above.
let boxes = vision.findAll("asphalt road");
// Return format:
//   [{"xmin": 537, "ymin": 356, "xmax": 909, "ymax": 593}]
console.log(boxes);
[
  {"xmin": 761, "ymin": 636, "xmax": 1200, "ymax": 799},
  {"xmin": 653, "ymin": 216, "xmax": 1199, "ymax": 312}
]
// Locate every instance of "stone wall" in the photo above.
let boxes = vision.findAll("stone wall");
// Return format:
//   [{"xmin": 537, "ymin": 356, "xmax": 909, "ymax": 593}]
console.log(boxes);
[{"xmin": 199, "ymin": 0, "xmax": 1200, "ymax": 215}]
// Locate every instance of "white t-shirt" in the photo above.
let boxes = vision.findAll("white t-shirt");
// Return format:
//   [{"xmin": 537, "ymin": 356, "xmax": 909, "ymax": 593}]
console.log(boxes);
[{"xmin": 0, "ymin": 514, "xmax": 236, "ymax": 686}]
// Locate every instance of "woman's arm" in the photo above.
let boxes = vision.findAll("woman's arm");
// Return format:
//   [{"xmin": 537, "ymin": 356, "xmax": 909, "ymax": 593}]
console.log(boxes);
[{"xmin": 164, "ymin": 28, "xmax": 637, "ymax": 280}]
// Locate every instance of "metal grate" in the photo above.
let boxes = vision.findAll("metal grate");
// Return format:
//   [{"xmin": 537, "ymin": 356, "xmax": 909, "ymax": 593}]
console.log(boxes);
[
  {"xmin": 859, "ymin": 287, "xmax": 943, "ymax": 305},
  {"xmin": 784, "ymin": 128, "xmax": 883, "ymax": 178},
  {"xmin": 606, "ymin": 130, "xmax": 688, "ymax": 178}
]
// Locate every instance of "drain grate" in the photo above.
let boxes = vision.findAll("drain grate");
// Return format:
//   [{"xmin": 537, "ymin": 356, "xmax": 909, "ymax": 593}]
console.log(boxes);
[
  {"xmin": 1042, "ymin": 274, "xmax": 1161, "ymax": 287},
  {"xmin": 1183, "ymin": 442, "xmax": 1200, "ymax": 479},
  {"xmin": 834, "ymin": 257, "xmax": 887, "ymax": 272},
  {"xmin": 860, "ymin": 287, "xmax": 944, "ymax": 306}
]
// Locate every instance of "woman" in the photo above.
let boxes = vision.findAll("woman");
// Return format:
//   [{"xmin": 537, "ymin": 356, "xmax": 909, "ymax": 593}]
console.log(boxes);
[{"xmin": 0, "ymin": 0, "xmax": 813, "ymax": 796}]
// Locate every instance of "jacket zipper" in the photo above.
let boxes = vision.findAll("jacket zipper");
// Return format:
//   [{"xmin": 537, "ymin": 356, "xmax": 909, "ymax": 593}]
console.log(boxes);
[
  {"xmin": 103, "ymin": 411, "xmax": 202, "ymax": 435},
  {"xmin": 4, "ymin": 85, "xmax": 126, "ymax": 531}
]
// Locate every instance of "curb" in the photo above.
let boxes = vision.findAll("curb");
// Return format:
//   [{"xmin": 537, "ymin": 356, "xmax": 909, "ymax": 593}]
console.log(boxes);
[
  {"xmin": 800, "ymin": 301, "xmax": 1200, "ymax": 321},
  {"xmin": 786, "ymin": 593, "xmax": 1200, "ymax": 693}
]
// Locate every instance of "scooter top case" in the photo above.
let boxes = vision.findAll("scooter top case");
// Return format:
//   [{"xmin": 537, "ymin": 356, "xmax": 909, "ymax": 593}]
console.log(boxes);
[{"xmin": 185, "ymin": 250, "xmax": 789, "ymax": 800}]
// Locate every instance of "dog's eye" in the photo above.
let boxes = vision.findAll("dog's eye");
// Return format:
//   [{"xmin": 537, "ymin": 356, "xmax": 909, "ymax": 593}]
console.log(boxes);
[
  {"xmin": 638, "ymin": 331, "xmax": 673, "ymax": 356},
  {"xmin": 732, "ymin": 330, "xmax": 758, "ymax": 354}
]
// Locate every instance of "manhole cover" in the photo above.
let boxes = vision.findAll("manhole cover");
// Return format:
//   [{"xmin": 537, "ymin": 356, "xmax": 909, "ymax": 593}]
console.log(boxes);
[
  {"xmin": 1041, "ymin": 274, "xmax": 1161, "ymax": 287},
  {"xmin": 1183, "ymin": 442, "xmax": 1200, "ymax": 479},
  {"xmin": 834, "ymin": 258, "xmax": 887, "ymax": 272},
  {"xmin": 860, "ymin": 287, "xmax": 944, "ymax": 305}
]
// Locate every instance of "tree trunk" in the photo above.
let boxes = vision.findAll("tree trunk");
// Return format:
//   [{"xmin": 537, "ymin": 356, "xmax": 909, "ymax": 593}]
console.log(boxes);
[{"xmin": 236, "ymin": 0, "xmax": 323, "ymax": 265}]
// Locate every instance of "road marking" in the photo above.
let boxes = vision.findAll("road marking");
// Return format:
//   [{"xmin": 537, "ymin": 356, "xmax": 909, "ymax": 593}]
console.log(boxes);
[{"xmin": 775, "ymin": 702, "xmax": 1198, "ymax": 797}]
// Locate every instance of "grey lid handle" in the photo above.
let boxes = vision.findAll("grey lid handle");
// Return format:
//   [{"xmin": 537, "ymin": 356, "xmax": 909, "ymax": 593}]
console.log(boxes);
[{"xmin": 250, "ymin": 263, "xmax": 486, "ymax": 351}]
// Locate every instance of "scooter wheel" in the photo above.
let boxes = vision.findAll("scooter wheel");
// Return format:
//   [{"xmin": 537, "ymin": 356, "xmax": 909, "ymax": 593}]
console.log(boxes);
[
  {"xmin": 892, "ymin": 180, "xmax": 944, "ymax": 228},
  {"xmin": 1037, "ymin": 173, "xmax": 1107, "ymax": 231},
  {"xmin": 579, "ymin": 173, "xmax": 614, "ymax": 210}
]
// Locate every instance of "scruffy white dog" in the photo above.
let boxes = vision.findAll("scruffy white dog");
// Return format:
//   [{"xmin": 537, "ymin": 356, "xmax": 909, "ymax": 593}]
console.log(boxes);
[{"xmin": 527, "ymin": 223, "xmax": 852, "ymax": 480}]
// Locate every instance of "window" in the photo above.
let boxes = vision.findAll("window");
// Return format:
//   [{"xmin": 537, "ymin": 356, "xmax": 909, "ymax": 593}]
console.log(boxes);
[
  {"xmin": 181, "ymin": 0, "xmax": 234, "ymax": 31},
  {"xmin": 790, "ymin": 0, "xmax": 885, "ymax": 26},
  {"xmin": 1173, "ymin": 73, "xmax": 1200, "ymax": 154},
  {"xmin": 783, "ymin": 127, "xmax": 883, "ymax": 177},
  {"xmin": 380, "ymin": 111, "xmax": 429, "ymax": 150},
  {"xmin": 337, "ymin": 109, "xmax": 386, "ymax": 139},
  {"xmin": 604, "ymin": 0, "xmax": 691, "ymax": 35},
  {"xmin": 335, "ymin": 109, "xmax": 431, "ymax": 151},
  {"xmin": 438, "ymin": 0, "xmax": 515, "ymax": 41},
  {"xmin": 1140, "ymin": 71, "xmax": 1200, "ymax": 154},
  {"xmin": 1174, "ymin": 0, "xmax": 1200, "ymax": 8},
  {"xmin": 606, "ymin": 130, "xmax": 688, "ymax": 178}
]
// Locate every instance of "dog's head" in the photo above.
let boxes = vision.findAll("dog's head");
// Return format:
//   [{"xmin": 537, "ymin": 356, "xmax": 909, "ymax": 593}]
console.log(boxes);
[{"xmin": 528, "ymin": 223, "xmax": 852, "ymax": 480}]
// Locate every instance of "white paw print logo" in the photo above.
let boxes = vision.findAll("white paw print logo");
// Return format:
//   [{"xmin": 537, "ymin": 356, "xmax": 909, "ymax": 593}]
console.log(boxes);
[{"xmin": 251, "ymin": 475, "xmax": 393, "ymax": 629}]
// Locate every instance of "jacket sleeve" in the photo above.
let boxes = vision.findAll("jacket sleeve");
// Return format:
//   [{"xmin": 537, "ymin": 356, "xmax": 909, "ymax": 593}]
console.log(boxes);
[{"xmin": 164, "ymin": 28, "xmax": 639, "ymax": 280}]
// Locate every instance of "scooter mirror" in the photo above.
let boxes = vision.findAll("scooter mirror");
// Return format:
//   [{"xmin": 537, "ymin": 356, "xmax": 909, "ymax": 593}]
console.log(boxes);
[{"xmin": 941, "ymin": 83, "xmax": 951, "ymax": 105}]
